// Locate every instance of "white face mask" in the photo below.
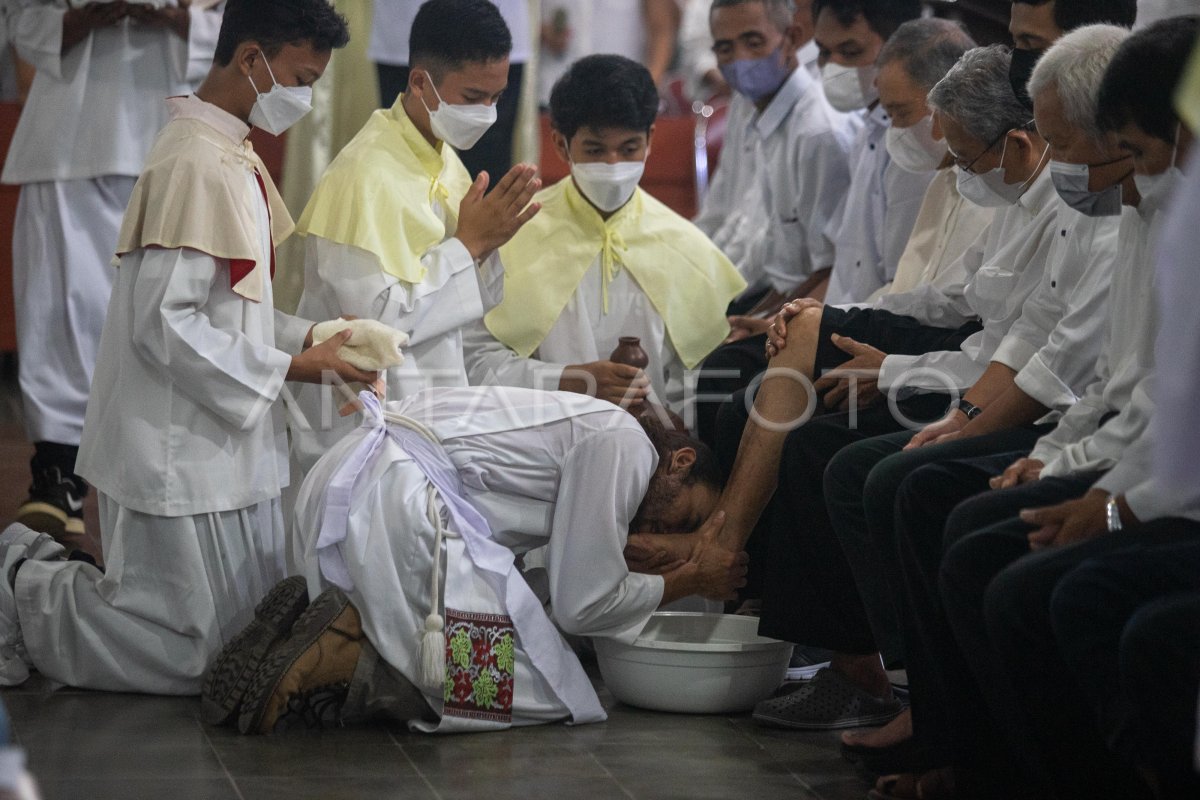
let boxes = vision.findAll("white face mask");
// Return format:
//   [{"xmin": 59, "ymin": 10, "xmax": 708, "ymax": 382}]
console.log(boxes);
[
  {"xmin": 421, "ymin": 71, "xmax": 497, "ymax": 151},
  {"xmin": 247, "ymin": 53, "xmax": 313, "ymax": 136},
  {"xmin": 885, "ymin": 115, "xmax": 948, "ymax": 173},
  {"xmin": 955, "ymin": 133, "xmax": 1047, "ymax": 208},
  {"xmin": 571, "ymin": 159, "xmax": 645, "ymax": 213},
  {"xmin": 1134, "ymin": 125, "xmax": 1183, "ymax": 216},
  {"xmin": 820, "ymin": 62, "xmax": 878, "ymax": 112}
]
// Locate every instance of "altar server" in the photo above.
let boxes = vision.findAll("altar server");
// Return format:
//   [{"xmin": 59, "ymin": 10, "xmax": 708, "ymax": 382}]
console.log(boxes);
[
  {"xmin": 465, "ymin": 54, "xmax": 746, "ymax": 420},
  {"xmin": 0, "ymin": 0, "xmax": 373, "ymax": 695}
]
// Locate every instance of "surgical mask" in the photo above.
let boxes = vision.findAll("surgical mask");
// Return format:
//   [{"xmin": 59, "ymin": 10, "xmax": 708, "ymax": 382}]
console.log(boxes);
[
  {"xmin": 1008, "ymin": 48, "xmax": 1042, "ymax": 111},
  {"xmin": 820, "ymin": 62, "xmax": 878, "ymax": 112},
  {"xmin": 956, "ymin": 133, "xmax": 1047, "ymax": 208},
  {"xmin": 885, "ymin": 115, "xmax": 948, "ymax": 173},
  {"xmin": 1134, "ymin": 125, "xmax": 1184, "ymax": 214},
  {"xmin": 719, "ymin": 47, "xmax": 792, "ymax": 102},
  {"xmin": 1049, "ymin": 159, "xmax": 1128, "ymax": 217},
  {"xmin": 571, "ymin": 159, "xmax": 645, "ymax": 212},
  {"xmin": 247, "ymin": 53, "xmax": 313, "ymax": 136},
  {"xmin": 421, "ymin": 72, "xmax": 497, "ymax": 150}
]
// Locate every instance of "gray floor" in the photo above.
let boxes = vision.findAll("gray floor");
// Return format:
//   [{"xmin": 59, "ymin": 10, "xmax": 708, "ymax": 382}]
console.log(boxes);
[
  {"xmin": 0, "ymin": 368, "xmax": 874, "ymax": 800},
  {"xmin": 3, "ymin": 673, "xmax": 873, "ymax": 800}
]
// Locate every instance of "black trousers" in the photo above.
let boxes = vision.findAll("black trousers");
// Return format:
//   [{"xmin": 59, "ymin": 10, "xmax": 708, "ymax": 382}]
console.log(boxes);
[
  {"xmin": 714, "ymin": 390, "xmax": 952, "ymax": 653},
  {"xmin": 886, "ymin": 454, "xmax": 1101, "ymax": 796},
  {"xmin": 1033, "ymin": 521, "xmax": 1200, "ymax": 798},
  {"xmin": 694, "ymin": 305, "xmax": 980, "ymax": 449},
  {"xmin": 822, "ymin": 425, "xmax": 1049, "ymax": 666},
  {"xmin": 375, "ymin": 62, "xmax": 525, "ymax": 183}
]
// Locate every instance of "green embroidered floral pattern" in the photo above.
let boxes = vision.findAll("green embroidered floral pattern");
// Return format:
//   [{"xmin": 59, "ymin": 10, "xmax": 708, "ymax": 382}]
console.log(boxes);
[
  {"xmin": 472, "ymin": 672, "xmax": 498, "ymax": 709},
  {"xmin": 442, "ymin": 609, "xmax": 516, "ymax": 725},
  {"xmin": 450, "ymin": 629, "xmax": 472, "ymax": 669},
  {"xmin": 494, "ymin": 633, "xmax": 515, "ymax": 674}
]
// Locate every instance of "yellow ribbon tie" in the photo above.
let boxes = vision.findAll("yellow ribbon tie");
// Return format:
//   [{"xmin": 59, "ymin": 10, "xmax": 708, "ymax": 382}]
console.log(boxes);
[
  {"xmin": 600, "ymin": 225, "xmax": 628, "ymax": 314},
  {"xmin": 429, "ymin": 176, "xmax": 450, "ymax": 207}
]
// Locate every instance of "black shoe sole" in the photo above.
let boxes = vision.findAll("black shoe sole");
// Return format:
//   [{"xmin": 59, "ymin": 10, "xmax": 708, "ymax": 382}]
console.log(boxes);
[
  {"xmin": 236, "ymin": 587, "xmax": 351, "ymax": 736},
  {"xmin": 200, "ymin": 577, "xmax": 310, "ymax": 726}
]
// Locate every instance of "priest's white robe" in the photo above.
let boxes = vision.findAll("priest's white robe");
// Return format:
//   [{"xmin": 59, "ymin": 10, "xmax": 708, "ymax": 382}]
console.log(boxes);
[{"xmin": 293, "ymin": 387, "xmax": 668, "ymax": 731}]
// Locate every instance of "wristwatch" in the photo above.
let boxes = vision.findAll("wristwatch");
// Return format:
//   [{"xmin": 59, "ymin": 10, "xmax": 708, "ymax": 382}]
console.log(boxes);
[
  {"xmin": 1105, "ymin": 495, "xmax": 1123, "ymax": 533},
  {"xmin": 957, "ymin": 398, "xmax": 983, "ymax": 420}
]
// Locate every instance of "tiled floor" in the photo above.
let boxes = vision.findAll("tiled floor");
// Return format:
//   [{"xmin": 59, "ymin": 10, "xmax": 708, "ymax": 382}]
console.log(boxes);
[{"xmin": 0, "ymin": 366, "xmax": 874, "ymax": 800}]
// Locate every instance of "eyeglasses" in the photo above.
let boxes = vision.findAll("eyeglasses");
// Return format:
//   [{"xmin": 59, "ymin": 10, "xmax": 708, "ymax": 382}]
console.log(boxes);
[{"xmin": 949, "ymin": 120, "xmax": 1036, "ymax": 175}]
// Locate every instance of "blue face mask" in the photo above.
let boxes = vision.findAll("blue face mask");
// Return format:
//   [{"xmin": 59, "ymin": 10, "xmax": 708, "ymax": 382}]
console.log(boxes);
[{"xmin": 719, "ymin": 47, "xmax": 791, "ymax": 102}]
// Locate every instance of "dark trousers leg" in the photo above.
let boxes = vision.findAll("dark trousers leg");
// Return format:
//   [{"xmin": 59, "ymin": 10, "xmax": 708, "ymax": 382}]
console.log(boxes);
[
  {"xmin": 456, "ymin": 63, "xmax": 523, "ymax": 181},
  {"xmin": 376, "ymin": 63, "xmax": 410, "ymax": 107},
  {"xmin": 1048, "ymin": 522, "xmax": 1200, "ymax": 795},
  {"xmin": 696, "ymin": 335, "xmax": 769, "ymax": 452},
  {"xmin": 932, "ymin": 474, "xmax": 1104, "ymax": 796},
  {"xmin": 722, "ymin": 393, "xmax": 951, "ymax": 651},
  {"xmin": 824, "ymin": 427, "xmax": 1046, "ymax": 667}
]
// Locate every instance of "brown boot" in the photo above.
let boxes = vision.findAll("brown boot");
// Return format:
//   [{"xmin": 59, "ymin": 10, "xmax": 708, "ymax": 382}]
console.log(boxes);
[{"xmin": 236, "ymin": 588, "xmax": 364, "ymax": 735}]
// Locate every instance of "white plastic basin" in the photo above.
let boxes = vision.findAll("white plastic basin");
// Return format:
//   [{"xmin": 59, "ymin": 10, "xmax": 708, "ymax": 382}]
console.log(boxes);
[{"xmin": 594, "ymin": 612, "xmax": 793, "ymax": 714}]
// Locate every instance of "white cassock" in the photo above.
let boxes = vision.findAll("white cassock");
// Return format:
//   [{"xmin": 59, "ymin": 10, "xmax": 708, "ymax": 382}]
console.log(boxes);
[
  {"xmin": 293, "ymin": 387, "xmax": 668, "ymax": 732},
  {"xmin": 289, "ymin": 234, "xmax": 505, "ymax": 474},
  {"xmin": 1, "ymin": 0, "xmax": 222, "ymax": 445},
  {"xmin": 463, "ymin": 260, "xmax": 688, "ymax": 414},
  {"xmin": 15, "ymin": 103, "xmax": 306, "ymax": 694}
]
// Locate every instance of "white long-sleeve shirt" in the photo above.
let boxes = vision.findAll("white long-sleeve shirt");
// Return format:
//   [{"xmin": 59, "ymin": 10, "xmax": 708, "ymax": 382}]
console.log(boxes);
[
  {"xmin": 2, "ymin": 0, "xmax": 222, "ymax": 183},
  {"xmin": 463, "ymin": 254, "xmax": 687, "ymax": 413},
  {"xmin": 1033, "ymin": 205, "xmax": 1163, "ymax": 479},
  {"xmin": 823, "ymin": 104, "xmax": 936, "ymax": 305},
  {"xmin": 695, "ymin": 65, "xmax": 858, "ymax": 294},
  {"xmin": 77, "ymin": 167, "xmax": 308, "ymax": 516},
  {"xmin": 877, "ymin": 167, "xmax": 1059, "ymax": 393},
  {"xmin": 1002, "ymin": 204, "xmax": 1122, "ymax": 413}
]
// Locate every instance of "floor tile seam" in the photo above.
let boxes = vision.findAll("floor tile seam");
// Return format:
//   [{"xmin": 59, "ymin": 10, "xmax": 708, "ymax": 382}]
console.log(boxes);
[
  {"xmin": 586, "ymin": 751, "xmax": 637, "ymax": 800},
  {"xmin": 723, "ymin": 718, "xmax": 824, "ymax": 795},
  {"xmin": 389, "ymin": 730, "xmax": 445, "ymax": 800},
  {"xmin": 196, "ymin": 718, "xmax": 248, "ymax": 800}
]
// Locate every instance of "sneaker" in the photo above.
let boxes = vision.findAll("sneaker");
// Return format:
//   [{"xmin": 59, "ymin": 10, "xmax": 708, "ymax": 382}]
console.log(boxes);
[
  {"xmin": 200, "ymin": 576, "xmax": 311, "ymax": 726},
  {"xmin": 786, "ymin": 644, "xmax": 833, "ymax": 681},
  {"xmin": 272, "ymin": 681, "xmax": 351, "ymax": 732},
  {"xmin": 16, "ymin": 467, "xmax": 85, "ymax": 542},
  {"xmin": 0, "ymin": 524, "xmax": 65, "ymax": 686},
  {"xmin": 237, "ymin": 588, "xmax": 364, "ymax": 735},
  {"xmin": 753, "ymin": 667, "xmax": 903, "ymax": 731}
]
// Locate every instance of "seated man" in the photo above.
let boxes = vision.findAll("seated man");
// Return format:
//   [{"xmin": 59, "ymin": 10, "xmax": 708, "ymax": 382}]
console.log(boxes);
[
  {"xmin": 871, "ymin": 19, "xmax": 1195, "ymax": 797},
  {"xmin": 0, "ymin": 0, "xmax": 372, "ymax": 694},
  {"xmin": 696, "ymin": 14, "xmax": 982, "ymax": 444},
  {"xmin": 288, "ymin": 0, "xmax": 541, "ymax": 473},
  {"xmin": 635, "ymin": 44, "xmax": 1061, "ymax": 731},
  {"xmin": 694, "ymin": 0, "xmax": 853, "ymax": 312},
  {"xmin": 464, "ymin": 54, "xmax": 746, "ymax": 421},
  {"xmin": 204, "ymin": 386, "xmax": 746, "ymax": 734}
]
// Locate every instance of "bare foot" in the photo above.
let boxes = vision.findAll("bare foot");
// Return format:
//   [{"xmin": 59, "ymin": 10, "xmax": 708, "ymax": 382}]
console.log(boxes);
[
  {"xmin": 829, "ymin": 652, "xmax": 893, "ymax": 699},
  {"xmin": 842, "ymin": 707, "xmax": 912, "ymax": 749}
]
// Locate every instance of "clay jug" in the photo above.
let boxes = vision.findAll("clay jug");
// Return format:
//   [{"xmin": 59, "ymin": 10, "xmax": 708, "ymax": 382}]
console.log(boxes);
[{"xmin": 609, "ymin": 336, "xmax": 649, "ymax": 370}]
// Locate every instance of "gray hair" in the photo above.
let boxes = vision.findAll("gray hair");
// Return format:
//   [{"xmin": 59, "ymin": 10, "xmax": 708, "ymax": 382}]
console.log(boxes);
[
  {"xmin": 1027, "ymin": 24, "xmax": 1130, "ymax": 142},
  {"xmin": 710, "ymin": 0, "xmax": 795, "ymax": 32},
  {"xmin": 877, "ymin": 18, "xmax": 976, "ymax": 92},
  {"xmin": 928, "ymin": 45, "xmax": 1033, "ymax": 145}
]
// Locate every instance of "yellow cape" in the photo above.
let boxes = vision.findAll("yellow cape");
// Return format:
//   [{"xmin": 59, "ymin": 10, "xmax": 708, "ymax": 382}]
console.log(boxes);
[
  {"xmin": 1176, "ymin": 36, "xmax": 1200, "ymax": 134},
  {"xmin": 295, "ymin": 95, "xmax": 473, "ymax": 284},
  {"xmin": 487, "ymin": 178, "xmax": 746, "ymax": 369},
  {"xmin": 115, "ymin": 117, "xmax": 293, "ymax": 303}
]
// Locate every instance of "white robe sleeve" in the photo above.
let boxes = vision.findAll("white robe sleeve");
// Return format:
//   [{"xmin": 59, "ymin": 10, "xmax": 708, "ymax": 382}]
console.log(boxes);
[
  {"xmin": 273, "ymin": 310, "xmax": 313, "ymax": 356},
  {"xmin": 130, "ymin": 246, "xmax": 293, "ymax": 432},
  {"xmin": 10, "ymin": 1, "xmax": 65, "ymax": 79},
  {"xmin": 545, "ymin": 428, "xmax": 664, "ymax": 641},
  {"xmin": 462, "ymin": 320, "xmax": 567, "ymax": 391},
  {"xmin": 307, "ymin": 235, "xmax": 500, "ymax": 347}
]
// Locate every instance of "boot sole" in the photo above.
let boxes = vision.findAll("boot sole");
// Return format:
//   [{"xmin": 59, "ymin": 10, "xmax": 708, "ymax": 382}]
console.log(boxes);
[
  {"xmin": 15, "ymin": 504, "xmax": 67, "ymax": 538},
  {"xmin": 200, "ymin": 577, "xmax": 310, "ymax": 726},
  {"xmin": 237, "ymin": 588, "xmax": 351, "ymax": 735}
]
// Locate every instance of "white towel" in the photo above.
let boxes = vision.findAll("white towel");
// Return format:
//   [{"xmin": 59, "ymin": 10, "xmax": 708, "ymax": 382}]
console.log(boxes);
[{"xmin": 311, "ymin": 319, "xmax": 409, "ymax": 371}]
